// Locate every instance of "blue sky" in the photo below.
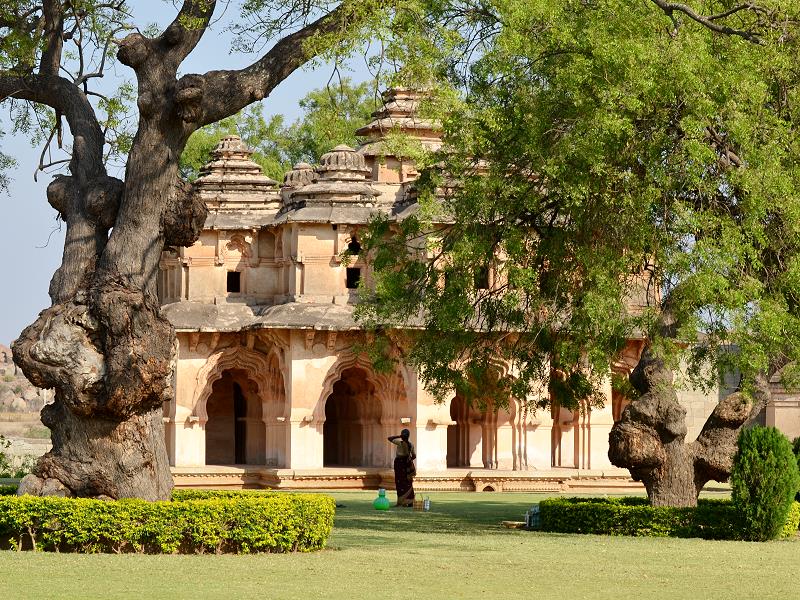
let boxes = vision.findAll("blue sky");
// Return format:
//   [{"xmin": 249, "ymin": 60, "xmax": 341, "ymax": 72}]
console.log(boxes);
[{"xmin": 0, "ymin": 2, "xmax": 372, "ymax": 345}]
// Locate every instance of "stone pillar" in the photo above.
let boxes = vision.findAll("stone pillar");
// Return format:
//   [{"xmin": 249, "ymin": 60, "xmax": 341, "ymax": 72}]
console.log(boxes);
[
  {"xmin": 552, "ymin": 405, "xmax": 576, "ymax": 468},
  {"xmin": 525, "ymin": 407, "xmax": 553, "ymax": 470},
  {"xmin": 171, "ymin": 341, "xmax": 210, "ymax": 467},
  {"xmin": 585, "ymin": 378, "xmax": 615, "ymax": 470},
  {"xmin": 412, "ymin": 376, "xmax": 447, "ymax": 472},
  {"xmin": 495, "ymin": 407, "xmax": 515, "ymax": 470}
]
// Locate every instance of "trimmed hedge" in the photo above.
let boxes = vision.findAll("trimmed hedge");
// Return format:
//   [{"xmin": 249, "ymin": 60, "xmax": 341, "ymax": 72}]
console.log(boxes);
[
  {"xmin": 0, "ymin": 485, "xmax": 17, "ymax": 496},
  {"xmin": 0, "ymin": 492, "xmax": 334, "ymax": 554},
  {"xmin": 732, "ymin": 426, "xmax": 800, "ymax": 541},
  {"xmin": 539, "ymin": 496, "xmax": 800, "ymax": 540},
  {"xmin": 539, "ymin": 497, "xmax": 741, "ymax": 539},
  {"xmin": 172, "ymin": 489, "xmax": 277, "ymax": 501},
  {"xmin": 781, "ymin": 501, "xmax": 800, "ymax": 539}
]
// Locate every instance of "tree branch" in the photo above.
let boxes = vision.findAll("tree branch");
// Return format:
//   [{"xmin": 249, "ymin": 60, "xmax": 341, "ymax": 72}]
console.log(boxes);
[
  {"xmin": 39, "ymin": 0, "xmax": 65, "ymax": 75},
  {"xmin": 0, "ymin": 73, "xmax": 105, "ymax": 184},
  {"xmin": 156, "ymin": 0, "xmax": 217, "ymax": 67},
  {"xmin": 648, "ymin": 0, "xmax": 766, "ymax": 44},
  {"xmin": 191, "ymin": 4, "xmax": 350, "ymax": 127}
]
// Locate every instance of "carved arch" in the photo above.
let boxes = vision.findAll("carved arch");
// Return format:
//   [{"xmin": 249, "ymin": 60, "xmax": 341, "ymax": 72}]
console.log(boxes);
[
  {"xmin": 314, "ymin": 352, "xmax": 407, "ymax": 423},
  {"xmin": 191, "ymin": 345, "xmax": 286, "ymax": 424}
]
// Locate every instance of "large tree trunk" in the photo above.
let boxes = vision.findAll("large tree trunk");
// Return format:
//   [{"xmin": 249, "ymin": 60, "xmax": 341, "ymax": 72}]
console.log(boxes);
[
  {"xmin": 608, "ymin": 347, "xmax": 769, "ymax": 507},
  {"xmin": 18, "ymin": 403, "xmax": 171, "ymax": 500},
  {"xmin": 4, "ymin": 0, "xmax": 345, "ymax": 500}
]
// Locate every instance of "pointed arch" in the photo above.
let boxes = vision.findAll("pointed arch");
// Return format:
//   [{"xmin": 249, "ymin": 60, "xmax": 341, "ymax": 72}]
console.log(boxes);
[
  {"xmin": 192, "ymin": 345, "xmax": 286, "ymax": 424},
  {"xmin": 316, "ymin": 351, "xmax": 408, "ymax": 468},
  {"xmin": 314, "ymin": 351, "xmax": 406, "ymax": 423}
]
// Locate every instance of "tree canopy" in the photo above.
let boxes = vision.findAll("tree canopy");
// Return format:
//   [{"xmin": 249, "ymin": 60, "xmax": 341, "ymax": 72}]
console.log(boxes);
[
  {"xmin": 180, "ymin": 79, "xmax": 378, "ymax": 181},
  {"xmin": 360, "ymin": 0, "xmax": 800, "ymax": 407}
]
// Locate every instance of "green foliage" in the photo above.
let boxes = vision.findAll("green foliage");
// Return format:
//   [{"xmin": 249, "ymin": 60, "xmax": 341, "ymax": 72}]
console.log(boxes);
[
  {"xmin": 171, "ymin": 489, "xmax": 277, "ymax": 501},
  {"xmin": 539, "ymin": 496, "xmax": 741, "ymax": 540},
  {"xmin": 0, "ymin": 485, "xmax": 18, "ymax": 496},
  {"xmin": 1, "ymin": 2, "xmax": 136, "ymax": 178},
  {"xmin": 780, "ymin": 501, "xmax": 800, "ymax": 538},
  {"xmin": 360, "ymin": 0, "xmax": 800, "ymax": 409},
  {"xmin": 180, "ymin": 79, "xmax": 378, "ymax": 181},
  {"xmin": 0, "ymin": 435, "xmax": 16, "ymax": 478},
  {"xmin": 0, "ymin": 126, "xmax": 15, "ymax": 194},
  {"xmin": 0, "ymin": 492, "xmax": 335, "ymax": 553},
  {"xmin": 731, "ymin": 426, "xmax": 800, "ymax": 541}
]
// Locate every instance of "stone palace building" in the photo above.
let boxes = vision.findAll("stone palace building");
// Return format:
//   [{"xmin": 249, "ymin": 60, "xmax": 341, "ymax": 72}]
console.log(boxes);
[{"xmin": 158, "ymin": 89, "xmax": 767, "ymax": 492}]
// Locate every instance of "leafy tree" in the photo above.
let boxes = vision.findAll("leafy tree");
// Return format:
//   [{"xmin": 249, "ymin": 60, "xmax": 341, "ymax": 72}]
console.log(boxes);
[
  {"xmin": 284, "ymin": 79, "xmax": 378, "ymax": 164},
  {"xmin": 359, "ymin": 0, "xmax": 800, "ymax": 505},
  {"xmin": 0, "ymin": 0, "xmax": 389, "ymax": 500},
  {"xmin": 180, "ymin": 79, "xmax": 378, "ymax": 181},
  {"xmin": 180, "ymin": 105, "xmax": 291, "ymax": 181}
]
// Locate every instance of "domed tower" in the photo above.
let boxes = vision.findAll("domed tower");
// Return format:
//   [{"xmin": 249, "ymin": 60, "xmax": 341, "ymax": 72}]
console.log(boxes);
[
  {"xmin": 194, "ymin": 135, "xmax": 280, "ymax": 215},
  {"xmin": 158, "ymin": 135, "xmax": 283, "ymax": 308},
  {"xmin": 356, "ymin": 88, "xmax": 442, "ymax": 185},
  {"xmin": 283, "ymin": 145, "xmax": 378, "ymax": 215},
  {"xmin": 270, "ymin": 145, "xmax": 381, "ymax": 305}
]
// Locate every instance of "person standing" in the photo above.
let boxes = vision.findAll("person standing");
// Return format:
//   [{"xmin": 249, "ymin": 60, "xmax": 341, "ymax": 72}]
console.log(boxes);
[{"xmin": 388, "ymin": 429, "xmax": 416, "ymax": 507}]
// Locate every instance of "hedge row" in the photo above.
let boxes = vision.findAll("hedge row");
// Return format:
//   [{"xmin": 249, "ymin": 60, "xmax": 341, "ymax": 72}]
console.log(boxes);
[
  {"xmin": 781, "ymin": 500, "xmax": 800, "ymax": 538},
  {"xmin": 0, "ymin": 485, "xmax": 17, "ymax": 496},
  {"xmin": 171, "ymin": 489, "xmax": 277, "ymax": 501},
  {"xmin": 539, "ymin": 497, "xmax": 800, "ymax": 540},
  {"xmin": 0, "ymin": 492, "xmax": 334, "ymax": 554}
]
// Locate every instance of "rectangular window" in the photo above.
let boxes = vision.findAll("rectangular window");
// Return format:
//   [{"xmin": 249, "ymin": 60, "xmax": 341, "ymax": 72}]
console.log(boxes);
[
  {"xmin": 475, "ymin": 266, "xmax": 490, "ymax": 290},
  {"xmin": 227, "ymin": 271, "xmax": 241, "ymax": 293},
  {"xmin": 346, "ymin": 267, "xmax": 361, "ymax": 289}
]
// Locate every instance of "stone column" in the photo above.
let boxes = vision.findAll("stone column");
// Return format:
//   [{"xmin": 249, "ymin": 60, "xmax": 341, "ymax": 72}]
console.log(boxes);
[
  {"xmin": 495, "ymin": 406, "xmax": 515, "ymax": 470},
  {"xmin": 411, "ymin": 375, "xmax": 447, "ymax": 472},
  {"xmin": 585, "ymin": 377, "xmax": 615, "ymax": 470}
]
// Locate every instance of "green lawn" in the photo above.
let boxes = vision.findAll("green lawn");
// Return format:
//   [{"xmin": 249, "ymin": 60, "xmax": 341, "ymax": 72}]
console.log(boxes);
[{"xmin": 1, "ymin": 490, "xmax": 798, "ymax": 599}]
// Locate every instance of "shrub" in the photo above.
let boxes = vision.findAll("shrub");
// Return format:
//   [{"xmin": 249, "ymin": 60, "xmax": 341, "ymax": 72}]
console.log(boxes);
[
  {"xmin": 731, "ymin": 426, "xmax": 800, "ymax": 541},
  {"xmin": 780, "ymin": 501, "xmax": 800, "ymax": 539},
  {"xmin": 172, "ymin": 489, "xmax": 277, "ymax": 501},
  {"xmin": 539, "ymin": 497, "xmax": 741, "ymax": 540},
  {"xmin": 0, "ymin": 492, "xmax": 335, "ymax": 553},
  {"xmin": 0, "ymin": 485, "xmax": 18, "ymax": 496}
]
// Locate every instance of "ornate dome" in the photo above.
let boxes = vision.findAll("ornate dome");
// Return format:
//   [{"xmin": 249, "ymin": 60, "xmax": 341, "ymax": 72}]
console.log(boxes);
[
  {"xmin": 193, "ymin": 135, "xmax": 280, "ymax": 212},
  {"xmin": 316, "ymin": 145, "xmax": 371, "ymax": 181},
  {"xmin": 282, "ymin": 162, "xmax": 316, "ymax": 189}
]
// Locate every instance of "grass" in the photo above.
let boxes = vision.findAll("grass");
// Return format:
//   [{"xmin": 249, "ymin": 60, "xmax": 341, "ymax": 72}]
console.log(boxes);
[{"xmin": 1, "ymin": 490, "xmax": 798, "ymax": 599}]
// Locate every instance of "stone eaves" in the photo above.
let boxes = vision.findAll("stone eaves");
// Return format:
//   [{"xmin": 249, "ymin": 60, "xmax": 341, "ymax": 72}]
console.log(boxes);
[{"xmin": 163, "ymin": 301, "xmax": 361, "ymax": 332}]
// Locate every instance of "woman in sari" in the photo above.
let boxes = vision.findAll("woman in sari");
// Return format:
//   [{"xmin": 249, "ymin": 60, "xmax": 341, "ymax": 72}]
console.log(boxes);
[{"xmin": 388, "ymin": 429, "xmax": 416, "ymax": 507}]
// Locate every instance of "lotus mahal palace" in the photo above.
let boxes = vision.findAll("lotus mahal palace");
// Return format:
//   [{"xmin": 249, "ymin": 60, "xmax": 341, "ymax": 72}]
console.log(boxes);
[{"xmin": 158, "ymin": 89, "xmax": 800, "ymax": 492}]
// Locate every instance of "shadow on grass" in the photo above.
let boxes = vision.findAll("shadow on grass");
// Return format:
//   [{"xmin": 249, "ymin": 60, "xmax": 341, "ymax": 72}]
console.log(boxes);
[{"xmin": 331, "ymin": 492, "xmax": 546, "ymax": 537}]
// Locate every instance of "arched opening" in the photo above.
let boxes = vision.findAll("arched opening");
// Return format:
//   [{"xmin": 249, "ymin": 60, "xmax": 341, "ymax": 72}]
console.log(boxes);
[
  {"xmin": 447, "ymin": 395, "xmax": 494, "ymax": 468},
  {"xmin": 205, "ymin": 369, "xmax": 265, "ymax": 465},
  {"xmin": 323, "ymin": 367, "xmax": 382, "ymax": 467}
]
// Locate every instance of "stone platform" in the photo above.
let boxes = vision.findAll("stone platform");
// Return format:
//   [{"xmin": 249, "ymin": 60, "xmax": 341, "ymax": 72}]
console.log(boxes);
[{"xmin": 171, "ymin": 466, "xmax": 642, "ymax": 493}]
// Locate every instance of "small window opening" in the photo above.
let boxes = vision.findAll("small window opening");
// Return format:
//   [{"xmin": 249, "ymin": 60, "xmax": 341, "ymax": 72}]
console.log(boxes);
[
  {"xmin": 346, "ymin": 267, "xmax": 361, "ymax": 289},
  {"xmin": 475, "ymin": 265, "xmax": 490, "ymax": 290},
  {"xmin": 347, "ymin": 236, "xmax": 362, "ymax": 255},
  {"xmin": 227, "ymin": 271, "xmax": 241, "ymax": 293}
]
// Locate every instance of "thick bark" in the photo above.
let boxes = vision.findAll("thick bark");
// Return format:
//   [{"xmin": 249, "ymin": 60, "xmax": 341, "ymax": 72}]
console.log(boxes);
[
  {"xmin": 17, "ymin": 403, "xmax": 171, "ymax": 501},
  {"xmin": 608, "ymin": 347, "xmax": 767, "ymax": 506}
]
